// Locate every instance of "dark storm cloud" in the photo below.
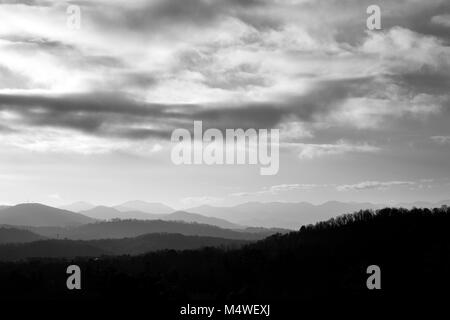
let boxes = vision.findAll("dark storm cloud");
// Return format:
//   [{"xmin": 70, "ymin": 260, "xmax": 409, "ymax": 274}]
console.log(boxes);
[
  {"xmin": 0, "ymin": 75, "xmax": 381, "ymax": 139},
  {"xmin": 82, "ymin": 0, "xmax": 450, "ymax": 43},
  {"xmin": 306, "ymin": 0, "xmax": 450, "ymax": 46},
  {"xmin": 120, "ymin": 72, "xmax": 158, "ymax": 89},
  {"xmin": 0, "ymin": 92, "xmax": 169, "ymax": 136},
  {"xmin": 0, "ymin": 91, "xmax": 279, "ymax": 138},
  {"xmin": 90, "ymin": 0, "xmax": 272, "ymax": 33},
  {"xmin": 388, "ymin": 67, "xmax": 450, "ymax": 96},
  {"xmin": 85, "ymin": 71, "xmax": 159, "ymax": 92},
  {"xmin": 382, "ymin": 1, "xmax": 450, "ymax": 43}
]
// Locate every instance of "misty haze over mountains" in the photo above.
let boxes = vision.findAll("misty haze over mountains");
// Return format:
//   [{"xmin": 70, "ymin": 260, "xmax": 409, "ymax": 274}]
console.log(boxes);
[
  {"xmin": 2, "ymin": 199, "xmax": 448, "ymax": 256},
  {"xmin": 1, "ymin": 200, "xmax": 450, "ymax": 305},
  {"xmin": 60, "ymin": 199, "xmax": 450, "ymax": 229},
  {"xmin": 2, "ymin": 207, "xmax": 450, "ymax": 304},
  {"xmin": 1, "ymin": 200, "xmax": 449, "ymax": 230},
  {"xmin": 61, "ymin": 201, "xmax": 174, "ymax": 215},
  {"xmin": 0, "ymin": 202, "xmax": 279, "ymax": 261}
]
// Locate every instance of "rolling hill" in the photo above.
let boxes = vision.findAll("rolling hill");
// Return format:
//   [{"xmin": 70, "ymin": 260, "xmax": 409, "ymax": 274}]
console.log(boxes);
[
  {"xmin": 88, "ymin": 233, "xmax": 248, "ymax": 255},
  {"xmin": 0, "ymin": 203, "xmax": 96, "ymax": 227},
  {"xmin": 165, "ymin": 211, "xmax": 241, "ymax": 229},
  {"xmin": 0, "ymin": 227, "xmax": 45, "ymax": 244},
  {"xmin": 0, "ymin": 240, "xmax": 108, "ymax": 261},
  {"xmin": 80, "ymin": 207, "xmax": 242, "ymax": 229},
  {"xmin": 80, "ymin": 206, "xmax": 154, "ymax": 220},
  {"xmin": 1, "ymin": 206, "xmax": 449, "ymax": 301},
  {"xmin": 23, "ymin": 219, "xmax": 278, "ymax": 241},
  {"xmin": 0, "ymin": 233, "xmax": 249, "ymax": 261}
]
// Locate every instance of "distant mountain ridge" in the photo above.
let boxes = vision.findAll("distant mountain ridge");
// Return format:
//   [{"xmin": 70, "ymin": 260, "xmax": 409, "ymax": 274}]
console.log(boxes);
[
  {"xmin": 0, "ymin": 233, "xmax": 249, "ymax": 261},
  {"xmin": 80, "ymin": 207, "xmax": 242, "ymax": 229},
  {"xmin": 0, "ymin": 227, "xmax": 45, "ymax": 244},
  {"xmin": 0, "ymin": 203, "xmax": 96, "ymax": 227},
  {"xmin": 89, "ymin": 233, "xmax": 248, "ymax": 255},
  {"xmin": 4, "ymin": 200, "xmax": 449, "ymax": 231},
  {"xmin": 186, "ymin": 201, "xmax": 381, "ymax": 229},
  {"xmin": 60, "ymin": 201, "xmax": 174, "ymax": 214},
  {"xmin": 80, "ymin": 206, "xmax": 153, "ymax": 220},
  {"xmin": 20, "ymin": 219, "xmax": 278, "ymax": 241},
  {"xmin": 186, "ymin": 200, "xmax": 450, "ymax": 229},
  {"xmin": 2, "ymin": 207, "xmax": 449, "ymax": 300},
  {"xmin": 0, "ymin": 240, "xmax": 108, "ymax": 261},
  {"xmin": 166, "ymin": 211, "xmax": 241, "ymax": 229}
]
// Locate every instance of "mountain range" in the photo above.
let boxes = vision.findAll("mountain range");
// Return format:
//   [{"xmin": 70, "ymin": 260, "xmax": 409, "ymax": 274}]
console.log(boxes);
[
  {"xmin": 0, "ymin": 203, "xmax": 95, "ymax": 227},
  {"xmin": 61, "ymin": 200, "xmax": 174, "ymax": 214},
  {"xmin": 185, "ymin": 201, "xmax": 380, "ymax": 229},
  {"xmin": 19, "ymin": 219, "xmax": 276, "ymax": 241},
  {"xmin": 2, "ymin": 207, "xmax": 449, "ymax": 301},
  {"xmin": 80, "ymin": 206, "xmax": 241, "ymax": 229},
  {"xmin": 2, "ymin": 200, "xmax": 449, "ymax": 231},
  {"xmin": 0, "ymin": 232, "xmax": 248, "ymax": 261},
  {"xmin": 0, "ymin": 227, "xmax": 45, "ymax": 244},
  {"xmin": 186, "ymin": 200, "xmax": 450, "ymax": 228}
]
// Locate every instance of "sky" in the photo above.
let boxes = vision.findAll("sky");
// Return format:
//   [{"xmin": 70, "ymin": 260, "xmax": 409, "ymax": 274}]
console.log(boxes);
[{"xmin": 0, "ymin": 0, "xmax": 450, "ymax": 209}]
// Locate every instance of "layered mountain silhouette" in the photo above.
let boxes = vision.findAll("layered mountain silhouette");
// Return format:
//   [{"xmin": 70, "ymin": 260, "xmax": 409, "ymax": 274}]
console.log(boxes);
[
  {"xmin": 80, "ymin": 206, "xmax": 241, "ymax": 229},
  {"xmin": 21, "ymin": 220, "xmax": 277, "ymax": 241},
  {"xmin": 1, "ymin": 206, "xmax": 449, "ymax": 302},
  {"xmin": 0, "ymin": 233, "xmax": 248, "ymax": 261},
  {"xmin": 165, "ymin": 211, "xmax": 241, "ymax": 229},
  {"xmin": 61, "ymin": 200, "xmax": 174, "ymax": 214},
  {"xmin": 0, "ymin": 239, "xmax": 107, "ymax": 260},
  {"xmin": 6, "ymin": 200, "xmax": 450, "ymax": 232},
  {"xmin": 187, "ymin": 200, "xmax": 450, "ymax": 229},
  {"xmin": 0, "ymin": 227, "xmax": 45, "ymax": 244},
  {"xmin": 0, "ymin": 203, "xmax": 95, "ymax": 227},
  {"xmin": 80, "ymin": 206, "xmax": 153, "ymax": 220},
  {"xmin": 90, "ymin": 233, "xmax": 247, "ymax": 255}
]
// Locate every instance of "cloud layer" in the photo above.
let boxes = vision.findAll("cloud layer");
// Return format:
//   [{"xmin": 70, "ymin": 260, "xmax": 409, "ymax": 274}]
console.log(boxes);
[{"xmin": 1, "ymin": 0, "xmax": 450, "ymax": 207}]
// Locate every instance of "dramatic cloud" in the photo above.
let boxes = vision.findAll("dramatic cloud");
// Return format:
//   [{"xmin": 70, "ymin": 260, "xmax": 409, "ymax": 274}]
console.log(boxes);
[
  {"xmin": 1, "ymin": 0, "xmax": 450, "ymax": 206},
  {"xmin": 0, "ymin": 75, "xmax": 390, "ymax": 143}
]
